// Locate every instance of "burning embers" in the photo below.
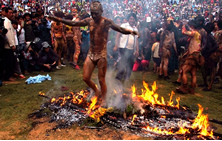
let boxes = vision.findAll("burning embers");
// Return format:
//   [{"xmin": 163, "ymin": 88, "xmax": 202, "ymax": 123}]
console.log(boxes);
[{"xmin": 35, "ymin": 81, "xmax": 221, "ymax": 140}]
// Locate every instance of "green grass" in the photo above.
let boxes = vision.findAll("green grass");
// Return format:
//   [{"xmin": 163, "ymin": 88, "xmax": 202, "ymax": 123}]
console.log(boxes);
[{"xmin": 0, "ymin": 64, "xmax": 222, "ymax": 139}]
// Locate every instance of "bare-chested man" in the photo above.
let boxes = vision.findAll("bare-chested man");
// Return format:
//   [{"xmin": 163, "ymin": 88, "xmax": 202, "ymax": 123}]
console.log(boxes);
[
  {"xmin": 51, "ymin": 11, "xmax": 66, "ymax": 69},
  {"xmin": 159, "ymin": 18, "xmax": 177, "ymax": 81},
  {"xmin": 49, "ymin": 1, "xmax": 139, "ymax": 106}
]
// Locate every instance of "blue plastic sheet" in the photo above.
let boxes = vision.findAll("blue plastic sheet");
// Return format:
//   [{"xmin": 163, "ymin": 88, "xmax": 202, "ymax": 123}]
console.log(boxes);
[{"xmin": 25, "ymin": 74, "xmax": 52, "ymax": 84}]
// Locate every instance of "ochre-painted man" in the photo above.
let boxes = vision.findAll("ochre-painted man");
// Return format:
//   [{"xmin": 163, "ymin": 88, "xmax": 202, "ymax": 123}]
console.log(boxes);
[{"xmin": 49, "ymin": 1, "xmax": 139, "ymax": 107}]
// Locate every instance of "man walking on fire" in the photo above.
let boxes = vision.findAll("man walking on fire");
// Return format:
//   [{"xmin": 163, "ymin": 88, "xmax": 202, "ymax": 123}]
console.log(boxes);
[{"xmin": 48, "ymin": 1, "xmax": 140, "ymax": 107}]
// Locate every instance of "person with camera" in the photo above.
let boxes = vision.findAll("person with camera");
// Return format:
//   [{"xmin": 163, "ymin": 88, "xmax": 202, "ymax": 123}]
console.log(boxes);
[
  {"xmin": 24, "ymin": 12, "xmax": 35, "ymax": 42},
  {"xmin": 22, "ymin": 42, "xmax": 40, "ymax": 74},
  {"xmin": 37, "ymin": 41, "xmax": 59, "ymax": 72}
]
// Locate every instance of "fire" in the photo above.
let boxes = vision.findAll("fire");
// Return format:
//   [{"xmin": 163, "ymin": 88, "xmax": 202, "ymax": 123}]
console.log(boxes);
[
  {"xmin": 131, "ymin": 114, "xmax": 137, "ymax": 125},
  {"xmin": 191, "ymin": 104, "xmax": 214, "ymax": 138},
  {"xmin": 142, "ymin": 104, "xmax": 214, "ymax": 138},
  {"xmin": 87, "ymin": 96, "xmax": 97, "ymax": 115},
  {"xmin": 39, "ymin": 91, "xmax": 45, "ymax": 96},
  {"xmin": 131, "ymin": 81, "xmax": 180, "ymax": 108},
  {"xmin": 49, "ymin": 90, "xmax": 89, "ymax": 106}
]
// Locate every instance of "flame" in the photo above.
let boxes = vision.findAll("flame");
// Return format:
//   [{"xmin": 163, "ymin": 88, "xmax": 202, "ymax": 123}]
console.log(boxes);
[
  {"xmin": 191, "ymin": 104, "xmax": 214, "ymax": 138},
  {"xmin": 142, "ymin": 104, "xmax": 214, "ymax": 138},
  {"xmin": 131, "ymin": 81, "xmax": 180, "ymax": 108},
  {"xmin": 131, "ymin": 114, "xmax": 137, "ymax": 125},
  {"xmin": 87, "ymin": 96, "xmax": 97, "ymax": 115},
  {"xmin": 39, "ymin": 91, "xmax": 45, "ymax": 96},
  {"xmin": 48, "ymin": 90, "xmax": 89, "ymax": 106}
]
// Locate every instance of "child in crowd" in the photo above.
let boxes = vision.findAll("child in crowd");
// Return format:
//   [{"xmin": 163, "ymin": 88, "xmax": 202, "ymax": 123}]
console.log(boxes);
[{"xmin": 151, "ymin": 33, "xmax": 161, "ymax": 74}]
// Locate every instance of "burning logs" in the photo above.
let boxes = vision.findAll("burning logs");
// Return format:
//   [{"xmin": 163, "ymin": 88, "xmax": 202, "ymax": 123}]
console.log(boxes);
[{"xmin": 33, "ymin": 82, "xmax": 222, "ymax": 140}]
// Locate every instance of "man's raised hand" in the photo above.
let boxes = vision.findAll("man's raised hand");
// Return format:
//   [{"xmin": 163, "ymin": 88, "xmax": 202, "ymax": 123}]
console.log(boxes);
[{"xmin": 131, "ymin": 31, "xmax": 140, "ymax": 38}]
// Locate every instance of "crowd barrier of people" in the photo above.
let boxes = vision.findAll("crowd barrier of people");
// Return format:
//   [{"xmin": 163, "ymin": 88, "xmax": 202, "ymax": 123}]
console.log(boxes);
[{"xmin": 0, "ymin": 0, "xmax": 222, "ymax": 95}]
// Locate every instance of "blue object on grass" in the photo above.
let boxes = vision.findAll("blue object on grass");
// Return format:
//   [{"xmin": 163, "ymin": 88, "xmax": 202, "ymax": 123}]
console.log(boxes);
[{"xmin": 25, "ymin": 74, "xmax": 51, "ymax": 84}]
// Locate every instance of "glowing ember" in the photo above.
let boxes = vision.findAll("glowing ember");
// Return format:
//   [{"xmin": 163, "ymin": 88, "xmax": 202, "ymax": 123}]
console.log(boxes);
[
  {"xmin": 39, "ymin": 91, "xmax": 45, "ymax": 96},
  {"xmin": 142, "ymin": 104, "xmax": 214, "ymax": 138}
]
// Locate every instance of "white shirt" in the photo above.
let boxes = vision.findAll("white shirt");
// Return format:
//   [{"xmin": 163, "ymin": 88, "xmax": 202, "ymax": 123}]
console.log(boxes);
[
  {"xmin": 119, "ymin": 22, "xmax": 138, "ymax": 50},
  {"xmin": 17, "ymin": 25, "xmax": 25, "ymax": 44},
  {"xmin": 14, "ymin": 29, "xmax": 18, "ymax": 46},
  {"xmin": 4, "ymin": 17, "xmax": 16, "ymax": 49}
]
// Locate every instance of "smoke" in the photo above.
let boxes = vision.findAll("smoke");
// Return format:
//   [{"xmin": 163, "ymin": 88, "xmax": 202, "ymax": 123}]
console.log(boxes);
[{"xmin": 92, "ymin": 68, "xmax": 132, "ymax": 112}]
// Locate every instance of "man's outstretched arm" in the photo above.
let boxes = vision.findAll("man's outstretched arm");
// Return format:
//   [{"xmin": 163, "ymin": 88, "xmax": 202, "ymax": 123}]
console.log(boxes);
[
  {"xmin": 110, "ymin": 20, "xmax": 140, "ymax": 37},
  {"xmin": 48, "ymin": 16, "xmax": 89, "ymax": 26}
]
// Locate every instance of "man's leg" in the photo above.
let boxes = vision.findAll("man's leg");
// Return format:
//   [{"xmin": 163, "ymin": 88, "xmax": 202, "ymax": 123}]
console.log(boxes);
[
  {"xmin": 189, "ymin": 66, "xmax": 197, "ymax": 94},
  {"xmin": 73, "ymin": 37, "xmax": 81, "ymax": 69},
  {"xmin": 97, "ymin": 58, "xmax": 107, "ymax": 105},
  {"xmin": 83, "ymin": 56, "xmax": 100, "ymax": 96},
  {"xmin": 176, "ymin": 64, "xmax": 192, "ymax": 94}
]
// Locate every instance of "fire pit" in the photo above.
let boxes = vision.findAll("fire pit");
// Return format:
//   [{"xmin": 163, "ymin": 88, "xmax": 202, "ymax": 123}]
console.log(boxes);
[{"xmin": 31, "ymin": 81, "xmax": 222, "ymax": 140}]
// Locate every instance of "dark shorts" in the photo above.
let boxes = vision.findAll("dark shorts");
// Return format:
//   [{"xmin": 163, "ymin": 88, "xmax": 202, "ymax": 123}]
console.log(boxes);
[{"xmin": 153, "ymin": 57, "xmax": 161, "ymax": 67}]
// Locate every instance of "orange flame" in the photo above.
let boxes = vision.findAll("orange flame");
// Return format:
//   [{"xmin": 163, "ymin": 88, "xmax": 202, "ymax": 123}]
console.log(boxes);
[
  {"xmin": 39, "ymin": 91, "xmax": 45, "ymax": 96},
  {"xmin": 191, "ymin": 104, "xmax": 214, "ymax": 138},
  {"xmin": 131, "ymin": 114, "xmax": 137, "ymax": 125},
  {"xmin": 131, "ymin": 81, "xmax": 180, "ymax": 108},
  {"xmin": 142, "ymin": 104, "xmax": 214, "ymax": 138},
  {"xmin": 87, "ymin": 96, "xmax": 97, "ymax": 115}
]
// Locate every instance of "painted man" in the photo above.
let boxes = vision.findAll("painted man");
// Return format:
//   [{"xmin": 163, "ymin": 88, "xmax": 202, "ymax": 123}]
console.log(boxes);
[
  {"xmin": 72, "ymin": 17, "xmax": 82, "ymax": 70},
  {"xmin": 51, "ymin": 11, "xmax": 66, "ymax": 70},
  {"xmin": 176, "ymin": 20, "xmax": 204, "ymax": 94},
  {"xmin": 48, "ymin": 1, "xmax": 139, "ymax": 106},
  {"xmin": 159, "ymin": 17, "xmax": 177, "ymax": 81}
]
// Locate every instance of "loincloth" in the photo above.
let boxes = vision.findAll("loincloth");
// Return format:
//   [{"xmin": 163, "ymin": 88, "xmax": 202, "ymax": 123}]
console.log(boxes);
[
  {"xmin": 87, "ymin": 51, "xmax": 107, "ymax": 62},
  {"xmin": 162, "ymin": 47, "xmax": 170, "ymax": 58},
  {"xmin": 183, "ymin": 52, "xmax": 204, "ymax": 67},
  {"xmin": 55, "ymin": 38, "xmax": 65, "ymax": 52}
]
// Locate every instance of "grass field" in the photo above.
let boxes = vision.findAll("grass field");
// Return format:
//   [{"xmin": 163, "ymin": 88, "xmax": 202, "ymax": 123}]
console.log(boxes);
[{"xmin": 0, "ymin": 64, "xmax": 222, "ymax": 139}]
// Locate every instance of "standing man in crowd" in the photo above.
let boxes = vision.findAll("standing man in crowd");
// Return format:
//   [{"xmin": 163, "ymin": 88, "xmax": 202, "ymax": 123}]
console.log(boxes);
[
  {"xmin": 3, "ymin": 7, "xmax": 17, "ymax": 82},
  {"xmin": 114, "ymin": 13, "xmax": 139, "ymax": 82},
  {"xmin": 48, "ymin": 1, "xmax": 139, "ymax": 107},
  {"xmin": 159, "ymin": 17, "xmax": 177, "ymax": 81}
]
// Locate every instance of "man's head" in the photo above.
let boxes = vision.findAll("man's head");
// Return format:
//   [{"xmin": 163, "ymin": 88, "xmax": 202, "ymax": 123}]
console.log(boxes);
[
  {"xmin": 24, "ymin": 13, "xmax": 31, "ymax": 21},
  {"xmin": 90, "ymin": 1, "xmax": 103, "ymax": 22},
  {"xmin": 166, "ymin": 17, "xmax": 174, "ymax": 31},
  {"xmin": 127, "ymin": 13, "xmax": 137, "ymax": 27},
  {"xmin": 11, "ymin": 20, "xmax": 18, "ymax": 29},
  {"xmin": 42, "ymin": 41, "xmax": 51, "ymax": 52},
  {"xmin": 5, "ymin": 7, "xmax": 13, "ymax": 20},
  {"xmin": 1, "ymin": 7, "xmax": 6, "ymax": 17}
]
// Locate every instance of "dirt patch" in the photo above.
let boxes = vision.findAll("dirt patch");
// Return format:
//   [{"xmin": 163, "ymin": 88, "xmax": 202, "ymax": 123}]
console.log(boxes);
[{"xmin": 27, "ymin": 117, "xmax": 144, "ymax": 140}]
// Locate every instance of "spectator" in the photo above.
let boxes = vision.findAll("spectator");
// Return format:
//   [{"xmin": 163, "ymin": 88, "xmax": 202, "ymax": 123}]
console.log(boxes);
[
  {"xmin": 152, "ymin": 33, "xmax": 161, "ymax": 74},
  {"xmin": 3, "ymin": 7, "xmax": 17, "ymax": 82},
  {"xmin": 114, "ymin": 13, "xmax": 139, "ymax": 82},
  {"xmin": 22, "ymin": 42, "xmax": 40, "ymax": 74},
  {"xmin": 24, "ymin": 12, "xmax": 35, "ymax": 42},
  {"xmin": 37, "ymin": 41, "xmax": 59, "ymax": 72}
]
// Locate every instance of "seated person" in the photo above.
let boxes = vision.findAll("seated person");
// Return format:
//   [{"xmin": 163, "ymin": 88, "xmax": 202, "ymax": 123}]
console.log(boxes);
[
  {"xmin": 37, "ymin": 42, "xmax": 59, "ymax": 72},
  {"xmin": 22, "ymin": 42, "xmax": 40, "ymax": 74}
]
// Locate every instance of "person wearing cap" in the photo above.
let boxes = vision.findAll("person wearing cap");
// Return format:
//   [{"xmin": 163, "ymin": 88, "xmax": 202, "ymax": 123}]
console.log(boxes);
[
  {"xmin": 37, "ymin": 41, "xmax": 59, "ymax": 72},
  {"xmin": 22, "ymin": 42, "xmax": 39, "ymax": 74}
]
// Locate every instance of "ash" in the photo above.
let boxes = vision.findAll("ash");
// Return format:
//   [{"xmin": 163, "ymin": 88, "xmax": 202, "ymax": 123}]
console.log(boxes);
[{"xmin": 51, "ymin": 108, "xmax": 88, "ymax": 127}]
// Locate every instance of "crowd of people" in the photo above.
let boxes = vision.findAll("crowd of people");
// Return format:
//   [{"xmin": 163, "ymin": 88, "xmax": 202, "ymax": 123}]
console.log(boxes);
[{"xmin": 0, "ymin": 0, "xmax": 222, "ymax": 96}]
